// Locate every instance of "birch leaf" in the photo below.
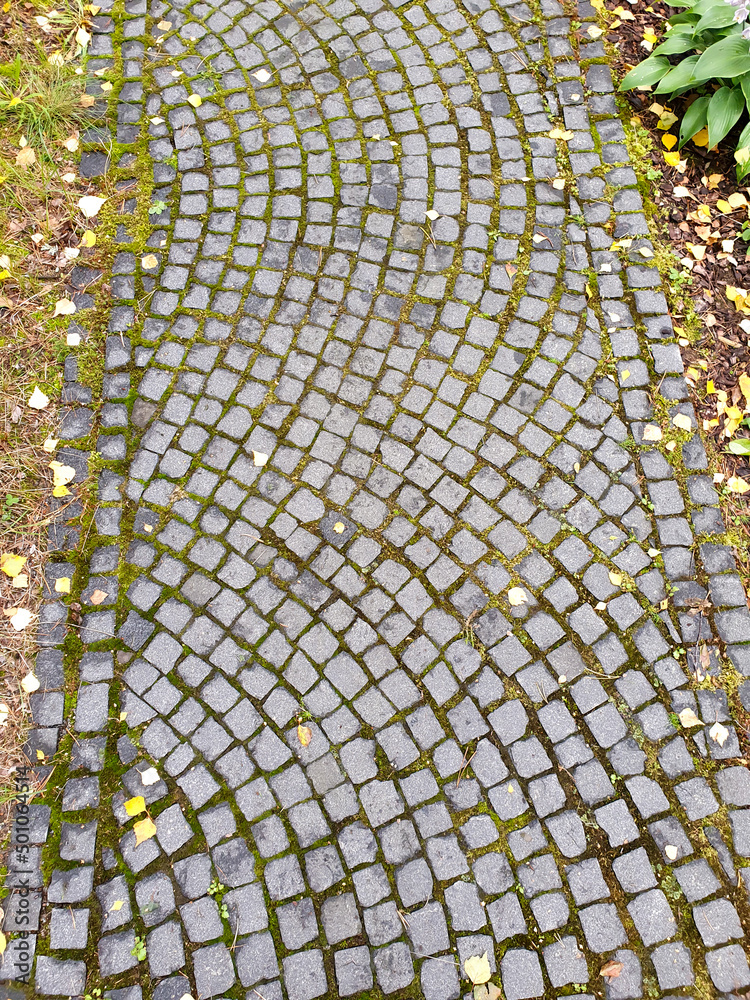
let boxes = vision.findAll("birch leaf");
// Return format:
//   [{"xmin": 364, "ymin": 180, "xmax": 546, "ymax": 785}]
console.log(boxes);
[
  {"xmin": 464, "ymin": 953, "xmax": 491, "ymax": 986},
  {"xmin": 77, "ymin": 195, "xmax": 106, "ymax": 219},
  {"xmin": 297, "ymin": 724, "xmax": 312, "ymax": 746},
  {"xmin": 53, "ymin": 298, "xmax": 76, "ymax": 317},
  {"xmin": 709, "ymin": 721, "xmax": 729, "ymax": 746},
  {"xmin": 133, "ymin": 816, "xmax": 157, "ymax": 846},
  {"xmin": 140, "ymin": 767, "xmax": 160, "ymax": 785},
  {"xmin": 507, "ymin": 587, "xmax": 527, "ymax": 606},
  {"xmin": 6, "ymin": 608, "xmax": 34, "ymax": 631},
  {"xmin": 20, "ymin": 672, "xmax": 40, "ymax": 693},
  {"xmin": 124, "ymin": 795, "xmax": 146, "ymax": 817},
  {"xmin": 28, "ymin": 386, "xmax": 50, "ymax": 409},
  {"xmin": 678, "ymin": 707, "xmax": 702, "ymax": 728},
  {"xmin": 0, "ymin": 554, "xmax": 27, "ymax": 578}
]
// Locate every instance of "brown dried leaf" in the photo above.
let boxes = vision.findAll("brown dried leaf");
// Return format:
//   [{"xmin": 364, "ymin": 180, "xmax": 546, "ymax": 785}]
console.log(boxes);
[{"xmin": 600, "ymin": 960, "xmax": 624, "ymax": 979}]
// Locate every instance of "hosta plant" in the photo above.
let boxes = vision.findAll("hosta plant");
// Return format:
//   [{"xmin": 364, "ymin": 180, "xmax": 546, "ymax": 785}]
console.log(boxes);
[{"xmin": 619, "ymin": 0, "xmax": 750, "ymax": 177}]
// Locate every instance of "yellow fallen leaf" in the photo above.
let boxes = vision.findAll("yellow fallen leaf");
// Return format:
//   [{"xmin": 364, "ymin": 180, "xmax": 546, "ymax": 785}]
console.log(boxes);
[
  {"xmin": 53, "ymin": 298, "xmax": 76, "ymax": 318},
  {"xmin": 678, "ymin": 707, "xmax": 702, "ymax": 728},
  {"xmin": 49, "ymin": 461, "xmax": 76, "ymax": 488},
  {"xmin": 52, "ymin": 486, "xmax": 70, "ymax": 498},
  {"xmin": 252, "ymin": 451, "xmax": 268, "ymax": 467},
  {"xmin": 77, "ymin": 195, "xmax": 106, "ymax": 219},
  {"xmin": 0, "ymin": 931, "xmax": 5, "ymax": 956},
  {"xmin": 0, "ymin": 703, "xmax": 9, "ymax": 726},
  {"xmin": 333, "ymin": 522, "xmax": 345, "ymax": 534},
  {"xmin": 55, "ymin": 577, "xmax": 71, "ymax": 594},
  {"xmin": 100, "ymin": 81, "xmax": 113, "ymax": 92},
  {"xmin": 125, "ymin": 795, "xmax": 146, "ymax": 817},
  {"xmin": 548, "ymin": 128, "xmax": 574, "ymax": 141},
  {"xmin": 111, "ymin": 900, "xmax": 124, "ymax": 912},
  {"xmin": 157, "ymin": 19, "xmax": 172, "ymax": 28},
  {"xmin": 663, "ymin": 151, "xmax": 681, "ymax": 167},
  {"xmin": 297, "ymin": 723, "xmax": 312, "ymax": 746},
  {"xmin": 727, "ymin": 476, "xmax": 750, "ymax": 494},
  {"xmin": 587, "ymin": 24, "xmax": 604, "ymax": 37},
  {"xmin": 253, "ymin": 68, "xmax": 271, "ymax": 82},
  {"xmin": 15, "ymin": 146, "xmax": 36, "ymax": 168},
  {"xmin": 608, "ymin": 572, "xmax": 622, "ymax": 586},
  {"xmin": 692, "ymin": 128, "xmax": 709, "ymax": 147},
  {"xmin": 738, "ymin": 372, "xmax": 750, "ymax": 406},
  {"xmin": 62, "ymin": 172, "xmax": 77, "ymax": 184},
  {"xmin": 661, "ymin": 134, "xmax": 677, "ymax": 150},
  {"xmin": 187, "ymin": 94, "xmax": 202, "ymax": 107},
  {"xmin": 621, "ymin": 369, "xmax": 630, "ymax": 380},
  {"xmin": 425, "ymin": 210, "xmax": 440, "ymax": 221},
  {"xmin": 63, "ymin": 132, "xmax": 80, "ymax": 152},
  {"xmin": 20, "ymin": 672, "xmax": 40, "ymax": 693},
  {"xmin": 133, "ymin": 816, "xmax": 157, "ymax": 846},
  {"xmin": 1, "ymin": 554, "xmax": 27, "ymax": 578},
  {"xmin": 12, "ymin": 574, "xmax": 28, "ymax": 589},
  {"xmin": 507, "ymin": 587, "xmax": 527, "ymax": 607},
  {"xmin": 119, "ymin": 711, "xmax": 127, "ymax": 722},
  {"xmin": 141, "ymin": 767, "xmax": 160, "ymax": 785},
  {"xmin": 657, "ymin": 112, "xmax": 677, "ymax": 130},
  {"xmin": 672, "ymin": 413, "xmax": 692, "ymax": 432},
  {"xmin": 464, "ymin": 954, "xmax": 491, "ymax": 986},
  {"xmin": 648, "ymin": 548, "xmax": 660, "ymax": 557},
  {"xmin": 728, "ymin": 191, "xmax": 748, "ymax": 209},
  {"xmin": 6, "ymin": 608, "xmax": 34, "ymax": 631},
  {"xmin": 716, "ymin": 199, "xmax": 733, "ymax": 214},
  {"xmin": 75, "ymin": 25, "xmax": 91, "ymax": 46},
  {"xmin": 43, "ymin": 437, "xmax": 59, "ymax": 453},
  {"xmin": 665, "ymin": 844, "xmax": 679, "ymax": 860},
  {"xmin": 90, "ymin": 589, "xmax": 108, "ymax": 605},
  {"xmin": 81, "ymin": 230, "xmax": 96, "ymax": 248},
  {"xmin": 672, "ymin": 185, "xmax": 691, "ymax": 197},
  {"xmin": 552, "ymin": 178, "xmax": 566, "ymax": 190},
  {"xmin": 141, "ymin": 254, "xmax": 158, "ymax": 269}
]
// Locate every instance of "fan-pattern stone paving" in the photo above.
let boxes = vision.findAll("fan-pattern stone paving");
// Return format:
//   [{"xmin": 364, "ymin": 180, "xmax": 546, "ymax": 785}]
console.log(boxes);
[{"xmin": 5, "ymin": 0, "xmax": 750, "ymax": 997}]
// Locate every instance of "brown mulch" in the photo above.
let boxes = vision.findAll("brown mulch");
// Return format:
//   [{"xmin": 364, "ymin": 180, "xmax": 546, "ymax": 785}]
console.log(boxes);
[{"xmin": 595, "ymin": 0, "xmax": 750, "ymax": 484}]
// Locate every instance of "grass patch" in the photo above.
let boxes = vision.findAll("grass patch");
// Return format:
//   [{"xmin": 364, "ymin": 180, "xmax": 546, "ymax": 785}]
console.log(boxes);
[{"xmin": 0, "ymin": 0, "xmax": 110, "ymax": 844}]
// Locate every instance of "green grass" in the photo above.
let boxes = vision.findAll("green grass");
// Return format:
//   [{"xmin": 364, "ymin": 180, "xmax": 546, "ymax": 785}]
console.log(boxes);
[{"xmin": 0, "ymin": 57, "xmax": 94, "ymax": 152}]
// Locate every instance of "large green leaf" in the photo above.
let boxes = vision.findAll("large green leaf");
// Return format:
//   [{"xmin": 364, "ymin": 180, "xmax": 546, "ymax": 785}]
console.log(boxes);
[
  {"xmin": 693, "ymin": 34, "xmax": 750, "ymax": 81},
  {"xmin": 619, "ymin": 56, "xmax": 672, "ymax": 91},
  {"xmin": 740, "ymin": 73, "xmax": 750, "ymax": 104},
  {"xmin": 695, "ymin": 3, "xmax": 743, "ymax": 31},
  {"xmin": 707, "ymin": 85, "xmax": 745, "ymax": 146},
  {"xmin": 678, "ymin": 94, "xmax": 710, "ymax": 146},
  {"xmin": 727, "ymin": 438, "xmax": 750, "ymax": 454},
  {"xmin": 654, "ymin": 54, "xmax": 701, "ymax": 94},
  {"xmin": 735, "ymin": 121, "xmax": 750, "ymax": 177},
  {"xmin": 668, "ymin": 11, "xmax": 701, "ymax": 24},
  {"xmin": 653, "ymin": 31, "xmax": 701, "ymax": 55},
  {"xmin": 690, "ymin": 0, "xmax": 729, "ymax": 15}
]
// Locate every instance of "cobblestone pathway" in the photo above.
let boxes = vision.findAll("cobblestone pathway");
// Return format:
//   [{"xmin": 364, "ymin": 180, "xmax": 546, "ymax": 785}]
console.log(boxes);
[{"xmin": 6, "ymin": 0, "xmax": 750, "ymax": 997}]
